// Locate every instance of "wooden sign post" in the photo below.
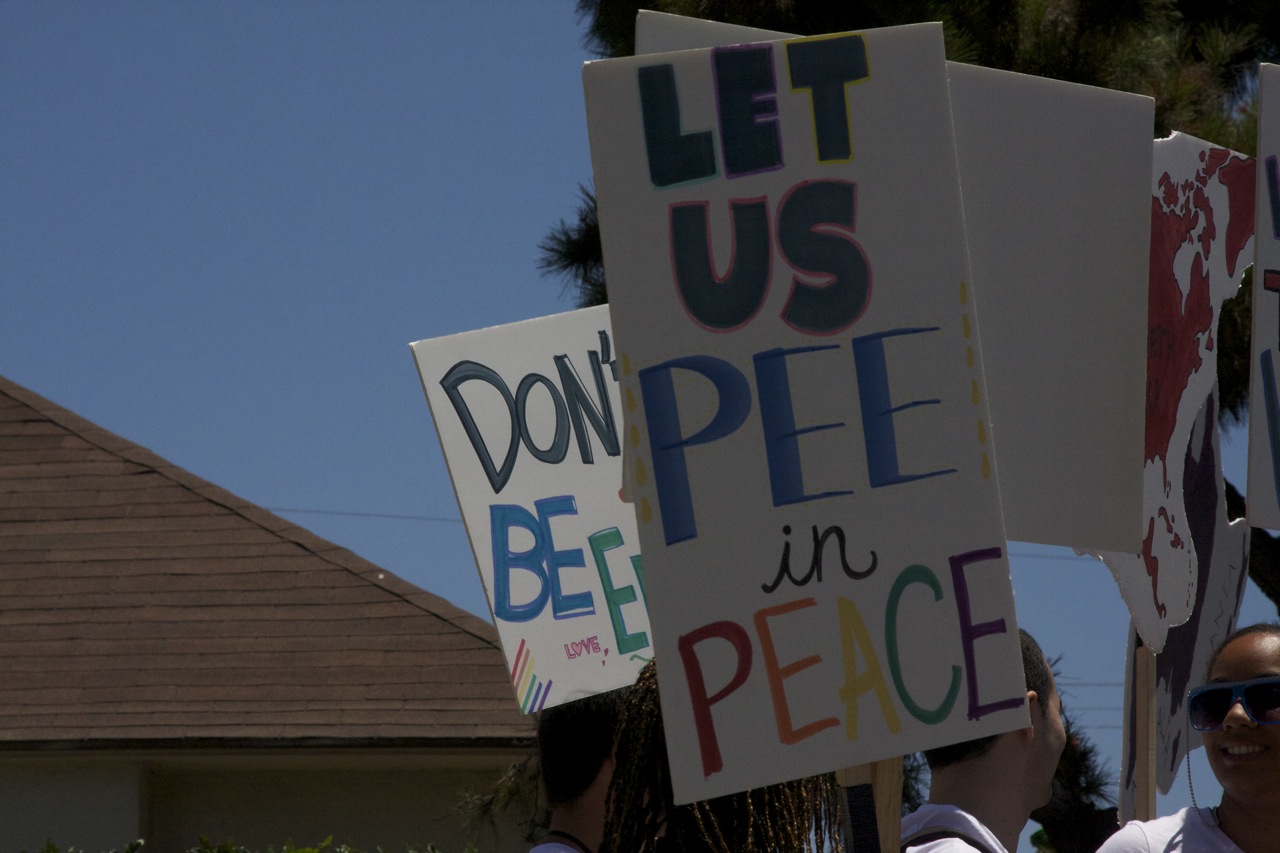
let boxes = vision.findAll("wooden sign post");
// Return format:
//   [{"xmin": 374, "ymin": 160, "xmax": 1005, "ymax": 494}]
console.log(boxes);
[
  {"xmin": 1131, "ymin": 644, "xmax": 1157, "ymax": 822},
  {"xmin": 411, "ymin": 306, "xmax": 653, "ymax": 711},
  {"xmin": 837, "ymin": 758, "xmax": 903, "ymax": 852}
]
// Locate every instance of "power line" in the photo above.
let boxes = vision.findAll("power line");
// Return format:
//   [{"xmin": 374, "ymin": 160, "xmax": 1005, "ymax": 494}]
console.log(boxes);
[
  {"xmin": 1007, "ymin": 549, "xmax": 1101, "ymax": 562},
  {"xmin": 267, "ymin": 507, "xmax": 464, "ymax": 523}
]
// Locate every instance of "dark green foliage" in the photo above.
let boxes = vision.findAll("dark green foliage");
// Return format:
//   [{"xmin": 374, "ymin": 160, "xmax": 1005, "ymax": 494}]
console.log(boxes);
[
  {"xmin": 901, "ymin": 752, "xmax": 929, "ymax": 815},
  {"xmin": 1030, "ymin": 712, "xmax": 1119, "ymax": 853},
  {"xmin": 538, "ymin": 184, "xmax": 607, "ymax": 308}
]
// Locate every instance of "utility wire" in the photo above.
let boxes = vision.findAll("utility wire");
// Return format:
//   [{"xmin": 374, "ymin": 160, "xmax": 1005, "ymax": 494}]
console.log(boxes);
[{"xmin": 267, "ymin": 507, "xmax": 463, "ymax": 523}]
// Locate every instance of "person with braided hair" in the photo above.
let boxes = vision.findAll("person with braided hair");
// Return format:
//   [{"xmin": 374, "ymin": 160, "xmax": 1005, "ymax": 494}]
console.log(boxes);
[{"xmin": 599, "ymin": 660, "xmax": 843, "ymax": 853}]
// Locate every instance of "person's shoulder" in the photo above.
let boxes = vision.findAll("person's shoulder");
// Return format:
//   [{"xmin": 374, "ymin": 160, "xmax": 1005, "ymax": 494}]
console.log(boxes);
[
  {"xmin": 900, "ymin": 832, "xmax": 994, "ymax": 852},
  {"xmin": 1096, "ymin": 807, "xmax": 1200, "ymax": 853},
  {"xmin": 900, "ymin": 803, "xmax": 1004, "ymax": 853}
]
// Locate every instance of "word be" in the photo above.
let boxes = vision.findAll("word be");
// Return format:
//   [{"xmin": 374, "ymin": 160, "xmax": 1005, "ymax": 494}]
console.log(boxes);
[
  {"xmin": 564, "ymin": 636, "xmax": 603, "ymax": 659},
  {"xmin": 679, "ymin": 547, "xmax": 1021, "ymax": 777},
  {"xmin": 640, "ymin": 328, "xmax": 955, "ymax": 545},
  {"xmin": 492, "ymin": 495, "xmax": 649, "ymax": 657},
  {"xmin": 440, "ymin": 330, "xmax": 618, "ymax": 493}
]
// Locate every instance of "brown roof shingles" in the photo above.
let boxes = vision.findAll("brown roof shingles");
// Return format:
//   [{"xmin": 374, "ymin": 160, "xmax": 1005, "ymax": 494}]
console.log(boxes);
[{"xmin": 0, "ymin": 376, "xmax": 532, "ymax": 748}]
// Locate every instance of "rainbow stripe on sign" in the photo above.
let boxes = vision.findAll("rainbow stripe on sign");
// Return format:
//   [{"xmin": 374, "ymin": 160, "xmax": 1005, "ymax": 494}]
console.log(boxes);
[{"xmin": 510, "ymin": 638, "xmax": 552, "ymax": 713}]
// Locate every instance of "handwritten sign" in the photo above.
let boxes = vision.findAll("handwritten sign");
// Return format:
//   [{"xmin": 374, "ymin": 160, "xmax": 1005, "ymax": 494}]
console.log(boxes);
[
  {"xmin": 584, "ymin": 23, "xmax": 1027, "ymax": 803},
  {"xmin": 1116, "ymin": 391, "xmax": 1248, "ymax": 817},
  {"xmin": 635, "ymin": 10, "xmax": 1154, "ymax": 554},
  {"xmin": 1088, "ymin": 132, "xmax": 1254, "ymax": 651},
  {"xmin": 1250, "ymin": 63, "xmax": 1280, "ymax": 531},
  {"xmin": 410, "ymin": 306, "xmax": 650, "ymax": 711}
]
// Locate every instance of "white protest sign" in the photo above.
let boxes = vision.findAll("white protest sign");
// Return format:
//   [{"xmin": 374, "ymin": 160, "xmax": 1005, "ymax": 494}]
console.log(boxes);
[
  {"xmin": 411, "ymin": 306, "xmax": 650, "ymax": 711},
  {"xmin": 635, "ymin": 10, "xmax": 1153, "ymax": 554},
  {"xmin": 1087, "ymin": 133, "xmax": 1254, "ymax": 652},
  {"xmin": 1250, "ymin": 63, "xmax": 1280, "ymax": 531},
  {"xmin": 1115, "ymin": 391, "xmax": 1247, "ymax": 818},
  {"xmin": 585, "ymin": 23, "xmax": 1028, "ymax": 803}
]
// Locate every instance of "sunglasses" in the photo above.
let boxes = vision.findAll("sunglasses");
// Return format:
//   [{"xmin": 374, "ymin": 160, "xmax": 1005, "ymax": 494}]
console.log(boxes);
[{"xmin": 1188, "ymin": 676, "xmax": 1280, "ymax": 731}]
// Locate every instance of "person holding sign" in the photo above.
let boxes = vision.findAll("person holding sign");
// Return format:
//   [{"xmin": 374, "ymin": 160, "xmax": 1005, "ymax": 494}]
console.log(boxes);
[
  {"xmin": 1098, "ymin": 624, "xmax": 1280, "ymax": 853},
  {"xmin": 531, "ymin": 689, "xmax": 628, "ymax": 853},
  {"xmin": 599, "ymin": 661, "xmax": 841, "ymax": 853},
  {"xmin": 900, "ymin": 629, "xmax": 1066, "ymax": 853}
]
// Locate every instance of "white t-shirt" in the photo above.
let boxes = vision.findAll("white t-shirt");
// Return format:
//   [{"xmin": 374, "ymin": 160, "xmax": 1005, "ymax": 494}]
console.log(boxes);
[
  {"xmin": 528, "ymin": 842, "xmax": 581, "ymax": 853},
  {"xmin": 900, "ymin": 803, "xmax": 1007, "ymax": 853},
  {"xmin": 1096, "ymin": 807, "xmax": 1243, "ymax": 852}
]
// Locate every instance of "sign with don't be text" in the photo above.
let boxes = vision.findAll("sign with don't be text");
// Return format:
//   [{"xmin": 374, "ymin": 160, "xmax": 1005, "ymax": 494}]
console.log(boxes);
[{"xmin": 411, "ymin": 306, "xmax": 650, "ymax": 712}]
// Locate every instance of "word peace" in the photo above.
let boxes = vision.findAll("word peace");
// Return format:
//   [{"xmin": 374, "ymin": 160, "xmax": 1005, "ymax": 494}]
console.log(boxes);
[{"xmin": 679, "ymin": 547, "xmax": 1023, "ymax": 777}]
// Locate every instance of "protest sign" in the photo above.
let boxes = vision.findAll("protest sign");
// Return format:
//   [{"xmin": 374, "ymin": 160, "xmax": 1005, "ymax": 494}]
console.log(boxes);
[
  {"xmin": 410, "ymin": 306, "xmax": 650, "ymax": 711},
  {"xmin": 584, "ymin": 23, "xmax": 1028, "ymax": 803},
  {"xmin": 634, "ymin": 10, "xmax": 1153, "ymax": 554},
  {"xmin": 1088, "ymin": 133, "xmax": 1254, "ymax": 652},
  {"xmin": 1115, "ymin": 391, "xmax": 1248, "ymax": 819},
  {"xmin": 1250, "ymin": 64, "xmax": 1280, "ymax": 531}
]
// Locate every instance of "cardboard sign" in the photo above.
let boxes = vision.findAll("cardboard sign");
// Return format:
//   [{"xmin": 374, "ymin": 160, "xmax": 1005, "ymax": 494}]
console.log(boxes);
[
  {"xmin": 1088, "ymin": 133, "xmax": 1254, "ymax": 652},
  {"xmin": 410, "ymin": 306, "xmax": 651, "ymax": 711},
  {"xmin": 1250, "ymin": 63, "xmax": 1280, "ymax": 531},
  {"xmin": 635, "ymin": 10, "xmax": 1153, "ymax": 554},
  {"xmin": 1116, "ymin": 390, "xmax": 1248, "ymax": 819},
  {"xmin": 585, "ymin": 23, "xmax": 1028, "ymax": 803}
]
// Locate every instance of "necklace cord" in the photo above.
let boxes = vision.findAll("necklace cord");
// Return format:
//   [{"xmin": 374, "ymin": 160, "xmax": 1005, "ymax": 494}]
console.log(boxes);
[{"xmin": 545, "ymin": 829, "xmax": 594, "ymax": 853}]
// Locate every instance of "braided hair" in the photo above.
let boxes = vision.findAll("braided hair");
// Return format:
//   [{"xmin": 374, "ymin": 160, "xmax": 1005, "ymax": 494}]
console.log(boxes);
[{"xmin": 601, "ymin": 660, "xmax": 843, "ymax": 853}]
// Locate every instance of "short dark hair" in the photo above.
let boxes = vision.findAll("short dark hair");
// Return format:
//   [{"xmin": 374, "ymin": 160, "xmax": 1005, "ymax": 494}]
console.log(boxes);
[
  {"xmin": 923, "ymin": 628, "xmax": 1051, "ymax": 770},
  {"xmin": 1206, "ymin": 623, "xmax": 1280, "ymax": 677},
  {"xmin": 538, "ymin": 688, "xmax": 627, "ymax": 808}
]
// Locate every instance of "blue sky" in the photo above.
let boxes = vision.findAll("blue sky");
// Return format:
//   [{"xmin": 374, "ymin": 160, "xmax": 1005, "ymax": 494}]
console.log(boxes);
[{"xmin": 3, "ymin": 3, "xmax": 1276, "ymax": 847}]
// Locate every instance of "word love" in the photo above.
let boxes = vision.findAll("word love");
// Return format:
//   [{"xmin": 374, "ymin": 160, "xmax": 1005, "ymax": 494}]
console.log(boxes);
[
  {"xmin": 680, "ymin": 547, "xmax": 1021, "ymax": 778},
  {"xmin": 440, "ymin": 330, "xmax": 619, "ymax": 493},
  {"xmin": 564, "ymin": 636, "xmax": 603, "ymax": 659},
  {"xmin": 640, "ymin": 36, "xmax": 873, "ymax": 336}
]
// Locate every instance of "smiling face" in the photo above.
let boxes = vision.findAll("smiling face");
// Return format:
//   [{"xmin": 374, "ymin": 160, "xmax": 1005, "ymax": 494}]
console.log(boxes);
[{"xmin": 1202, "ymin": 632, "xmax": 1280, "ymax": 810}]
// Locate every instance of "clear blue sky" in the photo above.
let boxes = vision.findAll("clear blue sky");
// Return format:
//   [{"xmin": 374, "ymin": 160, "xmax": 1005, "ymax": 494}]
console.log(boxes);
[{"xmin": 2, "ymin": 3, "xmax": 1276, "ymax": 848}]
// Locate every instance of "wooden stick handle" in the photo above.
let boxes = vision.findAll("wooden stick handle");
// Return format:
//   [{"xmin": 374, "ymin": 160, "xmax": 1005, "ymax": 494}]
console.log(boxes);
[
  {"xmin": 1133, "ymin": 644, "xmax": 1157, "ymax": 820},
  {"xmin": 837, "ymin": 757, "xmax": 903, "ymax": 852}
]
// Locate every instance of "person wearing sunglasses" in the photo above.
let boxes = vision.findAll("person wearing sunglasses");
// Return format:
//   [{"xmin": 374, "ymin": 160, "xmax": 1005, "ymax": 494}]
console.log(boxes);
[{"xmin": 1098, "ymin": 623, "xmax": 1280, "ymax": 853}]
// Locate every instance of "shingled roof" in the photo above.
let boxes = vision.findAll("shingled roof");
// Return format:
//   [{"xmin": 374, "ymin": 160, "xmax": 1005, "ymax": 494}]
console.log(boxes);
[{"xmin": 0, "ymin": 375, "xmax": 533, "ymax": 750}]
